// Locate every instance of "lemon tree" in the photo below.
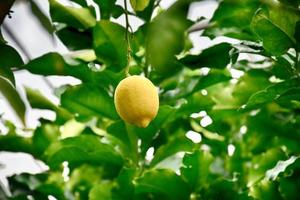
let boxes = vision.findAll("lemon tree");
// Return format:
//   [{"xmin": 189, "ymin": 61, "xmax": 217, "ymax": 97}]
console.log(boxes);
[{"xmin": 1, "ymin": 0, "xmax": 300, "ymax": 199}]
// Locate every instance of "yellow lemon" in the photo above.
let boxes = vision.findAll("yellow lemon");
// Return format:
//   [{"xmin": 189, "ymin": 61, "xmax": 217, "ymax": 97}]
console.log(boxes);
[{"xmin": 114, "ymin": 75, "xmax": 159, "ymax": 128}]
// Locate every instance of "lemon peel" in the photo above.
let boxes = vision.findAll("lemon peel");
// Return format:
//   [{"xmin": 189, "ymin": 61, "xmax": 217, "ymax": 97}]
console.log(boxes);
[{"xmin": 114, "ymin": 75, "xmax": 159, "ymax": 128}]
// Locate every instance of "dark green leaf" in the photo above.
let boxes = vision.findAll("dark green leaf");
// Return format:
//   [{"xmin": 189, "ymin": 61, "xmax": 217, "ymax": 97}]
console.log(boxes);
[
  {"xmin": 93, "ymin": 0, "xmax": 117, "ymax": 19},
  {"xmin": 135, "ymin": 169, "xmax": 191, "ymax": 200},
  {"xmin": 56, "ymin": 27, "xmax": 92, "ymax": 50},
  {"xmin": 70, "ymin": 0, "xmax": 88, "ymax": 7},
  {"xmin": 0, "ymin": 44, "xmax": 23, "ymax": 67},
  {"xmin": 180, "ymin": 43, "xmax": 233, "ymax": 69}
]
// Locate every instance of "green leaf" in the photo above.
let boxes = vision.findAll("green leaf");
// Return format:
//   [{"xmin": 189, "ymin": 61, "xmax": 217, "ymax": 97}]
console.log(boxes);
[
  {"xmin": 25, "ymin": 87, "xmax": 57, "ymax": 111},
  {"xmin": 93, "ymin": 0, "xmax": 117, "ymax": 19},
  {"xmin": 61, "ymin": 84, "xmax": 119, "ymax": 120},
  {"xmin": 147, "ymin": 0, "xmax": 191, "ymax": 76},
  {"xmin": 248, "ymin": 148, "xmax": 286, "ymax": 186},
  {"xmin": 180, "ymin": 150, "xmax": 214, "ymax": 190},
  {"xmin": 21, "ymin": 52, "xmax": 124, "ymax": 86},
  {"xmin": 130, "ymin": 0, "xmax": 150, "ymax": 12},
  {"xmin": 89, "ymin": 182, "xmax": 113, "ymax": 200},
  {"xmin": 135, "ymin": 169, "xmax": 191, "ymax": 200},
  {"xmin": 150, "ymin": 135, "xmax": 194, "ymax": 167},
  {"xmin": 0, "ymin": 76, "xmax": 26, "ymax": 125},
  {"xmin": 251, "ymin": 8, "xmax": 294, "ymax": 56},
  {"xmin": 0, "ymin": 133, "xmax": 33, "ymax": 154},
  {"xmin": 25, "ymin": 87, "xmax": 72, "ymax": 123},
  {"xmin": 113, "ymin": 168, "xmax": 136, "ymax": 199},
  {"xmin": 45, "ymin": 135, "xmax": 123, "ymax": 170},
  {"xmin": 8, "ymin": 173, "xmax": 66, "ymax": 200},
  {"xmin": 49, "ymin": 0, "xmax": 96, "ymax": 29},
  {"xmin": 135, "ymin": 0, "xmax": 155, "ymax": 21},
  {"xmin": 107, "ymin": 121, "xmax": 138, "ymax": 161},
  {"xmin": 32, "ymin": 122, "xmax": 61, "ymax": 157},
  {"xmin": 0, "ymin": 44, "xmax": 23, "ymax": 84},
  {"xmin": 250, "ymin": 180, "xmax": 283, "ymax": 200},
  {"xmin": 93, "ymin": 20, "xmax": 128, "ymax": 71},
  {"xmin": 129, "ymin": 105, "xmax": 177, "ymax": 156},
  {"xmin": 202, "ymin": 179, "xmax": 252, "ymax": 200},
  {"xmin": 22, "ymin": 53, "xmax": 91, "ymax": 79},
  {"xmin": 56, "ymin": 27, "xmax": 92, "ymax": 50},
  {"xmin": 204, "ymin": 0, "xmax": 260, "ymax": 40},
  {"xmin": 70, "ymin": 0, "xmax": 88, "ymax": 7},
  {"xmin": 192, "ymin": 70, "xmax": 232, "ymax": 92},
  {"xmin": 244, "ymin": 78, "xmax": 300, "ymax": 110},
  {"xmin": 180, "ymin": 43, "xmax": 233, "ymax": 69}
]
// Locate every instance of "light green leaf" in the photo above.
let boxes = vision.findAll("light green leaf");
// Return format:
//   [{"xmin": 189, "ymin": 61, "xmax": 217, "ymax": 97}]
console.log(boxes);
[
  {"xmin": 130, "ymin": 0, "xmax": 150, "ymax": 11},
  {"xmin": 180, "ymin": 43, "xmax": 233, "ymax": 69},
  {"xmin": 89, "ymin": 182, "xmax": 113, "ymax": 200}
]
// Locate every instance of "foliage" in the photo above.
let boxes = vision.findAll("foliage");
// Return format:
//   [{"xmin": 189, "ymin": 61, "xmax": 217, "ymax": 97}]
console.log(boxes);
[{"xmin": 1, "ymin": 0, "xmax": 300, "ymax": 199}]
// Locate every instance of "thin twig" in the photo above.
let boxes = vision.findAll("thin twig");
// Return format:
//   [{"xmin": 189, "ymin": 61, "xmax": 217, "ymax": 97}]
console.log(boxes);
[
  {"xmin": 124, "ymin": 0, "xmax": 132, "ymax": 76},
  {"xmin": 187, "ymin": 21, "xmax": 212, "ymax": 34},
  {"xmin": 154, "ymin": 0, "xmax": 162, "ymax": 9}
]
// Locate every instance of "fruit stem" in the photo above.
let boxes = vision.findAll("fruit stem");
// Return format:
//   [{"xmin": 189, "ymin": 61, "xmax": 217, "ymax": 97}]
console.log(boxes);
[{"xmin": 124, "ymin": 0, "xmax": 132, "ymax": 77}]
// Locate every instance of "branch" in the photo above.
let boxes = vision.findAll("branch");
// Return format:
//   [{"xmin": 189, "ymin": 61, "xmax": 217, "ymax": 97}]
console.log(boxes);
[
  {"xmin": 124, "ymin": 0, "xmax": 132, "ymax": 76},
  {"xmin": 0, "ymin": 0, "xmax": 15, "ymax": 25},
  {"xmin": 187, "ymin": 21, "xmax": 212, "ymax": 34}
]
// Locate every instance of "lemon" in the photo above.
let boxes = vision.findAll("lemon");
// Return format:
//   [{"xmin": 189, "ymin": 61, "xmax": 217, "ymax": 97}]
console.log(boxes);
[{"xmin": 114, "ymin": 75, "xmax": 159, "ymax": 128}]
